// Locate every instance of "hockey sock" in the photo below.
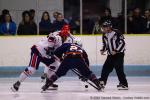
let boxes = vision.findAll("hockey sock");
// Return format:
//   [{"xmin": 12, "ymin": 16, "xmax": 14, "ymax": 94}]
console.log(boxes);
[
  {"xmin": 44, "ymin": 66, "xmax": 49, "ymax": 74},
  {"xmin": 18, "ymin": 67, "xmax": 36, "ymax": 82},
  {"xmin": 18, "ymin": 72, "xmax": 28, "ymax": 82}
]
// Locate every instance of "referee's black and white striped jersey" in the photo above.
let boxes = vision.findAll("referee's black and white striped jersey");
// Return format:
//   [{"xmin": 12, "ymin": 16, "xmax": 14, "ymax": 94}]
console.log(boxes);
[{"xmin": 101, "ymin": 30, "xmax": 125, "ymax": 55}]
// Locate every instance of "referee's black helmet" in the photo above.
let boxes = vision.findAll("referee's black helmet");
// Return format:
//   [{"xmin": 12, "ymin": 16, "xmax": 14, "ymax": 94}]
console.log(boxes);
[{"xmin": 102, "ymin": 20, "xmax": 112, "ymax": 28}]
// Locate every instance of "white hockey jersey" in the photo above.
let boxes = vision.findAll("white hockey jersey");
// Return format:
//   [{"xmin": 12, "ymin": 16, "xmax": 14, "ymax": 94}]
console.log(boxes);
[{"xmin": 35, "ymin": 36, "xmax": 62, "ymax": 58}]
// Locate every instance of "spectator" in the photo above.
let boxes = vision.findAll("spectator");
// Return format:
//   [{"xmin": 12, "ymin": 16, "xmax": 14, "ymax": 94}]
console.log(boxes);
[
  {"xmin": 127, "ymin": 9, "xmax": 134, "ymax": 34},
  {"xmin": 83, "ymin": 15, "xmax": 95, "ymax": 34},
  {"xmin": 17, "ymin": 11, "xmax": 37, "ymax": 35},
  {"xmin": 69, "ymin": 18, "xmax": 80, "ymax": 34},
  {"xmin": 51, "ymin": 13, "xmax": 67, "ymax": 32},
  {"xmin": 116, "ymin": 12, "xmax": 125, "ymax": 33},
  {"xmin": 0, "ymin": 9, "xmax": 9, "ymax": 23},
  {"xmin": 52, "ymin": 11, "xmax": 59, "ymax": 23},
  {"xmin": 39, "ymin": 11, "xmax": 52, "ymax": 35},
  {"xmin": 129, "ymin": 8, "xmax": 145, "ymax": 34},
  {"xmin": 0, "ymin": 13, "xmax": 16, "ymax": 35},
  {"xmin": 143, "ymin": 9, "xmax": 150, "ymax": 33},
  {"xmin": 99, "ymin": 8, "xmax": 115, "ymax": 27},
  {"xmin": 29, "ymin": 9, "xmax": 36, "ymax": 22}
]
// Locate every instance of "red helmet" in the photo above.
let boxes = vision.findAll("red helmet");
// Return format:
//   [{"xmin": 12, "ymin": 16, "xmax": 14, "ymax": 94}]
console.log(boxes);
[{"xmin": 59, "ymin": 24, "xmax": 70, "ymax": 37}]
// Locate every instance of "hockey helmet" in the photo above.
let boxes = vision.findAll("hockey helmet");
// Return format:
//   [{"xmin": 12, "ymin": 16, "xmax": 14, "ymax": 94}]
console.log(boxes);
[
  {"xmin": 47, "ymin": 33, "xmax": 57, "ymax": 42},
  {"xmin": 102, "ymin": 20, "xmax": 112, "ymax": 28}
]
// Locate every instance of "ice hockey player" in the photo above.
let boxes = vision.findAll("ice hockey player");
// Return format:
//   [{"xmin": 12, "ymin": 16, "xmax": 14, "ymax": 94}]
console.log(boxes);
[
  {"xmin": 41, "ymin": 42, "xmax": 102, "ymax": 91},
  {"xmin": 11, "ymin": 34, "xmax": 62, "ymax": 92},
  {"xmin": 41, "ymin": 24, "xmax": 78, "ymax": 81}
]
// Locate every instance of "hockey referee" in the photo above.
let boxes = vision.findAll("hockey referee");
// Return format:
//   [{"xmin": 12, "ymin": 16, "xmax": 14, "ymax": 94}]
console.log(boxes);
[{"xmin": 99, "ymin": 20, "xmax": 128, "ymax": 90}]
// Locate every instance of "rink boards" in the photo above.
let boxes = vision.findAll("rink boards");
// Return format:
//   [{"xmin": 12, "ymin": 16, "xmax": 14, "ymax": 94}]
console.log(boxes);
[{"xmin": 0, "ymin": 65, "xmax": 150, "ymax": 77}]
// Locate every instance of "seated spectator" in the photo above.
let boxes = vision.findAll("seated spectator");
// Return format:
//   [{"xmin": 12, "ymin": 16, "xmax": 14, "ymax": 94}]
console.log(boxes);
[
  {"xmin": 99, "ymin": 8, "xmax": 115, "ymax": 26},
  {"xmin": 129, "ymin": 8, "xmax": 145, "ymax": 34},
  {"xmin": 17, "ymin": 11, "xmax": 37, "ymax": 35},
  {"xmin": 116, "ymin": 12, "xmax": 124, "ymax": 33},
  {"xmin": 39, "ymin": 11, "xmax": 52, "ymax": 35},
  {"xmin": 0, "ymin": 13, "xmax": 16, "ymax": 35},
  {"xmin": 83, "ymin": 16, "xmax": 95, "ymax": 34},
  {"xmin": 69, "ymin": 17, "xmax": 80, "ymax": 34},
  {"xmin": 29, "ymin": 9, "xmax": 36, "ymax": 22},
  {"xmin": 51, "ymin": 13, "xmax": 68, "ymax": 32},
  {"xmin": 52, "ymin": 11, "xmax": 59, "ymax": 23},
  {"xmin": 0, "ymin": 9, "xmax": 9, "ymax": 23},
  {"xmin": 127, "ymin": 9, "xmax": 134, "ymax": 34},
  {"xmin": 143, "ymin": 9, "xmax": 150, "ymax": 33}
]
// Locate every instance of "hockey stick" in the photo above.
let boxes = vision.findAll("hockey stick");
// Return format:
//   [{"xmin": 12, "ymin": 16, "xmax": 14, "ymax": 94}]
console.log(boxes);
[{"xmin": 71, "ymin": 69, "xmax": 101, "ymax": 91}]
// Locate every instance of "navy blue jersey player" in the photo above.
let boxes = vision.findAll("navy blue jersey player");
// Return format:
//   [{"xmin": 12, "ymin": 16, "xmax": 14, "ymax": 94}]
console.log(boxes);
[{"xmin": 42, "ymin": 43, "xmax": 101, "ymax": 91}]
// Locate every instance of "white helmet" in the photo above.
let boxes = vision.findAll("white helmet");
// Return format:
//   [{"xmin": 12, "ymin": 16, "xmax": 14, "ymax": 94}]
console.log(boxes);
[{"xmin": 48, "ymin": 31, "xmax": 59, "ymax": 37}]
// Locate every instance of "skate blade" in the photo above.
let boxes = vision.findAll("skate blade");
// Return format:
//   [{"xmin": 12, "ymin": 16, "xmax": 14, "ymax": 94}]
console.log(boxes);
[
  {"xmin": 100, "ymin": 88, "xmax": 104, "ymax": 92},
  {"xmin": 118, "ymin": 88, "xmax": 128, "ymax": 90},
  {"xmin": 41, "ymin": 89, "xmax": 54, "ymax": 93},
  {"xmin": 41, "ymin": 90, "xmax": 46, "ymax": 93},
  {"xmin": 11, "ymin": 87, "xmax": 17, "ymax": 92},
  {"xmin": 47, "ymin": 87, "xmax": 58, "ymax": 90}
]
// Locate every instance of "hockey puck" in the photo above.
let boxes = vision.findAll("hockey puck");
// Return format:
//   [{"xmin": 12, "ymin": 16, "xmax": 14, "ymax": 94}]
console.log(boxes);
[{"xmin": 85, "ymin": 85, "xmax": 88, "ymax": 88}]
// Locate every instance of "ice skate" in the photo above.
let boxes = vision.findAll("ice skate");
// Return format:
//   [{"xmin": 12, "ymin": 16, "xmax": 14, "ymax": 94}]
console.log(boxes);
[
  {"xmin": 11, "ymin": 81, "xmax": 21, "ymax": 92},
  {"xmin": 92, "ymin": 79, "xmax": 102, "ymax": 91},
  {"xmin": 47, "ymin": 83, "xmax": 58, "ymax": 90},
  {"xmin": 117, "ymin": 84, "xmax": 128, "ymax": 90},
  {"xmin": 41, "ymin": 79, "xmax": 53, "ymax": 91},
  {"xmin": 99, "ymin": 81, "xmax": 105, "ymax": 91}
]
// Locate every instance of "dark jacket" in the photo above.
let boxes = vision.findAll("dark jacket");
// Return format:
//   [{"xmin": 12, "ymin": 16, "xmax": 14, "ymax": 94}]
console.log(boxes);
[
  {"xmin": 131, "ymin": 16, "xmax": 146, "ymax": 34},
  {"xmin": 51, "ymin": 20, "xmax": 67, "ymax": 32},
  {"xmin": 17, "ymin": 22, "xmax": 37, "ymax": 35},
  {"xmin": 39, "ymin": 20, "xmax": 52, "ymax": 35}
]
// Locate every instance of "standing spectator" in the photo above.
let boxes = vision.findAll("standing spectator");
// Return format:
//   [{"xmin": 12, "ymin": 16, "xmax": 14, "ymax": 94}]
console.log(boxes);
[
  {"xmin": 127, "ymin": 9, "xmax": 134, "ymax": 34},
  {"xmin": 83, "ymin": 16, "xmax": 94, "ymax": 34},
  {"xmin": 17, "ymin": 11, "xmax": 37, "ymax": 35},
  {"xmin": 99, "ymin": 21, "xmax": 128, "ymax": 90},
  {"xmin": 0, "ymin": 13, "xmax": 16, "ymax": 35},
  {"xmin": 143, "ymin": 9, "xmax": 150, "ymax": 33},
  {"xmin": 39, "ymin": 11, "xmax": 52, "ymax": 35},
  {"xmin": 51, "ymin": 13, "xmax": 67, "ymax": 32},
  {"xmin": 116, "ymin": 13, "xmax": 124, "ymax": 33},
  {"xmin": 29, "ymin": 9, "xmax": 36, "ymax": 22},
  {"xmin": 69, "ymin": 17, "xmax": 80, "ymax": 34},
  {"xmin": 99, "ymin": 8, "xmax": 115, "ymax": 27},
  {"xmin": 129, "ymin": 8, "xmax": 145, "ymax": 34},
  {"xmin": 0, "ymin": 9, "xmax": 9, "ymax": 23}
]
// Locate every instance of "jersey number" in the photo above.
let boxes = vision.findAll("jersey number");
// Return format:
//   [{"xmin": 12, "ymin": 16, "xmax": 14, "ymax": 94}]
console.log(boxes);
[{"xmin": 70, "ymin": 46, "xmax": 78, "ymax": 51}]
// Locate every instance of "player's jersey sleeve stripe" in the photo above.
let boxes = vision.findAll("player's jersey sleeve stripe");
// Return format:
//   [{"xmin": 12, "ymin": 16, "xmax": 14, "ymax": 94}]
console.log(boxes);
[{"xmin": 31, "ymin": 54, "xmax": 37, "ymax": 67}]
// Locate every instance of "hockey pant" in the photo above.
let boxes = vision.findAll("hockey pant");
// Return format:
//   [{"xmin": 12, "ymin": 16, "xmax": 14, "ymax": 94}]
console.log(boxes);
[{"xmin": 44, "ymin": 59, "xmax": 60, "ymax": 79}]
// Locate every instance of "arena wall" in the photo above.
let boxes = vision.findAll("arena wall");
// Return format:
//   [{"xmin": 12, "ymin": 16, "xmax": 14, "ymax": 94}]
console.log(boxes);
[{"xmin": 0, "ymin": 35, "xmax": 150, "ymax": 66}]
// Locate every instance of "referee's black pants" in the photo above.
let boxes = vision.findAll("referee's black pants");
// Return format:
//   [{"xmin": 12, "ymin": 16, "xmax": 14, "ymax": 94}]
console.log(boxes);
[{"xmin": 100, "ymin": 53, "xmax": 128, "ymax": 87}]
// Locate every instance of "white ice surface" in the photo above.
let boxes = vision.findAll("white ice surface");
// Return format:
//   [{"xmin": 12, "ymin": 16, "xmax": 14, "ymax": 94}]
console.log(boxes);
[{"xmin": 0, "ymin": 77, "xmax": 150, "ymax": 100}]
